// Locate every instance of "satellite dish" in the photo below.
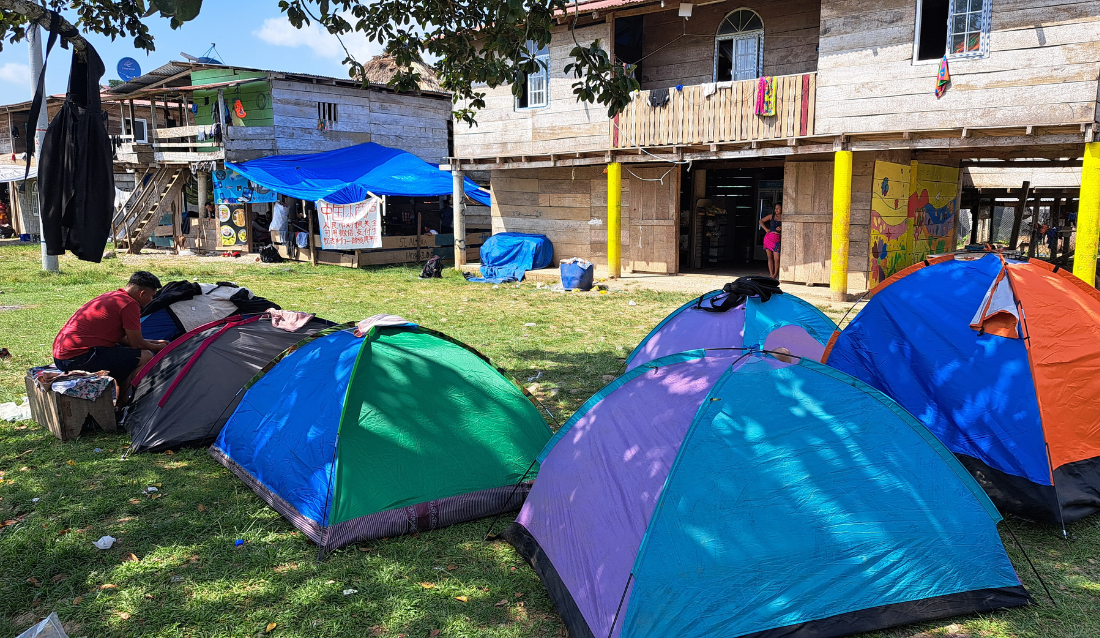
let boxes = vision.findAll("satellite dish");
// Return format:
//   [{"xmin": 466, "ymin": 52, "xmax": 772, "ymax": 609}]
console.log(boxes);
[
  {"xmin": 180, "ymin": 51, "xmax": 222, "ymax": 65},
  {"xmin": 117, "ymin": 57, "xmax": 141, "ymax": 82}
]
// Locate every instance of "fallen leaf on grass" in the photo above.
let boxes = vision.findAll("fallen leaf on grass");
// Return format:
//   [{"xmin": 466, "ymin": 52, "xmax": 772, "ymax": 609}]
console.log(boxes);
[
  {"xmin": 150, "ymin": 493, "xmax": 163, "ymax": 500},
  {"xmin": 495, "ymin": 599, "xmax": 509, "ymax": 607},
  {"xmin": 57, "ymin": 528, "xmax": 70, "ymax": 536},
  {"xmin": 100, "ymin": 584, "xmax": 117, "ymax": 590},
  {"xmin": 454, "ymin": 595, "xmax": 468, "ymax": 602},
  {"xmin": 2, "ymin": 517, "xmax": 24, "ymax": 527},
  {"xmin": 419, "ymin": 582, "xmax": 436, "ymax": 589},
  {"xmin": 446, "ymin": 564, "xmax": 458, "ymax": 571},
  {"xmin": 266, "ymin": 622, "xmax": 277, "ymax": 633},
  {"xmin": 129, "ymin": 499, "xmax": 141, "ymax": 505},
  {"xmin": 26, "ymin": 577, "xmax": 41, "ymax": 587},
  {"xmin": 429, "ymin": 631, "xmax": 440, "ymax": 637},
  {"xmin": 164, "ymin": 450, "xmax": 174, "ymax": 455},
  {"xmin": 197, "ymin": 504, "xmax": 206, "ymax": 512},
  {"xmin": 514, "ymin": 592, "xmax": 524, "ymax": 598},
  {"xmin": 72, "ymin": 596, "xmax": 82, "ymax": 605},
  {"xmin": 118, "ymin": 612, "xmax": 130, "ymax": 620},
  {"xmin": 509, "ymin": 567, "xmax": 516, "ymax": 572},
  {"xmin": 122, "ymin": 553, "xmax": 139, "ymax": 563},
  {"xmin": 144, "ymin": 594, "xmax": 154, "ymax": 599},
  {"xmin": 51, "ymin": 574, "xmax": 68, "ymax": 583},
  {"xmin": 357, "ymin": 546, "xmax": 371, "ymax": 552},
  {"xmin": 66, "ymin": 459, "xmax": 75, "ymax": 466}
]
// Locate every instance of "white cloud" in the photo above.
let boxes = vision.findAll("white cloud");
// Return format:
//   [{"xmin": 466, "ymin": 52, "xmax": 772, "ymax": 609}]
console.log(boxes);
[
  {"xmin": 0, "ymin": 62, "xmax": 30, "ymax": 85},
  {"xmin": 253, "ymin": 16, "xmax": 383, "ymax": 64}
]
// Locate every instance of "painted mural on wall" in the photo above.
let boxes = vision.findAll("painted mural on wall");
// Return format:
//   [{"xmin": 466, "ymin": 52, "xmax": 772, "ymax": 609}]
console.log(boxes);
[
  {"xmin": 869, "ymin": 161, "xmax": 911, "ymax": 287},
  {"xmin": 869, "ymin": 161, "xmax": 959, "ymax": 287},
  {"xmin": 909, "ymin": 162, "xmax": 959, "ymax": 263}
]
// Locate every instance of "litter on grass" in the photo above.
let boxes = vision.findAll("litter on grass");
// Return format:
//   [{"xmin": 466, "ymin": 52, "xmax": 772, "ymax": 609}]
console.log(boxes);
[
  {"xmin": 15, "ymin": 612, "xmax": 69, "ymax": 638},
  {"xmin": 0, "ymin": 398, "xmax": 31, "ymax": 422},
  {"xmin": 93, "ymin": 535, "xmax": 116, "ymax": 550},
  {"xmin": 343, "ymin": 589, "xmax": 357, "ymax": 596}
]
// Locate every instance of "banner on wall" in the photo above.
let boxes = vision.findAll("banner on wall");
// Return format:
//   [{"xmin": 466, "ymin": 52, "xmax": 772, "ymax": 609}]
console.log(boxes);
[
  {"xmin": 318, "ymin": 196, "xmax": 383, "ymax": 250},
  {"xmin": 213, "ymin": 168, "xmax": 277, "ymax": 204},
  {"xmin": 218, "ymin": 203, "xmax": 249, "ymax": 248}
]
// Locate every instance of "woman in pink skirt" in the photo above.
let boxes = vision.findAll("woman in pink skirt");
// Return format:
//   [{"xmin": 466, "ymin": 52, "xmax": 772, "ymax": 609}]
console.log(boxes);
[{"xmin": 759, "ymin": 202, "xmax": 782, "ymax": 278}]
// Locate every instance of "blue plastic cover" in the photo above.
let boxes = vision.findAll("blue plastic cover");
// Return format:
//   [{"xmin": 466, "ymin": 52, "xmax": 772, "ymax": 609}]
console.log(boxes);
[
  {"xmin": 468, "ymin": 233, "xmax": 553, "ymax": 283},
  {"xmin": 140, "ymin": 308, "xmax": 180, "ymax": 342},
  {"xmin": 225, "ymin": 142, "xmax": 490, "ymax": 205},
  {"xmin": 623, "ymin": 357, "xmax": 1020, "ymax": 637},
  {"xmin": 213, "ymin": 330, "xmax": 363, "ymax": 526},
  {"xmin": 826, "ymin": 255, "xmax": 1049, "ymax": 486}
]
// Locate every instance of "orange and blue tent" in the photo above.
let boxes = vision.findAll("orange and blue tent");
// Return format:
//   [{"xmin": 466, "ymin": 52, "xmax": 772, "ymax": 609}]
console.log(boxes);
[{"xmin": 825, "ymin": 252, "xmax": 1100, "ymax": 526}]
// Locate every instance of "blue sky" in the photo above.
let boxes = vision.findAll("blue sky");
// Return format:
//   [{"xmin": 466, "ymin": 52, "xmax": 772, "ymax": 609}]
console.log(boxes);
[{"xmin": 0, "ymin": 3, "xmax": 385, "ymax": 103}]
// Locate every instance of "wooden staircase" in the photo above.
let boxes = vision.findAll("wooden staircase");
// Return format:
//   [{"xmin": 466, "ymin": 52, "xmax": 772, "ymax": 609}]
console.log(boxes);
[{"xmin": 114, "ymin": 165, "xmax": 189, "ymax": 253}]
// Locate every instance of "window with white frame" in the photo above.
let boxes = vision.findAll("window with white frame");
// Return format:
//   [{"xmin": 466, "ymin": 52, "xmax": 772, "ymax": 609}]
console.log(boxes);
[
  {"xmin": 124, "ymin": 118, "xmax": 148, "ymax": 143},
  {"xmin": 517, "ymin": 41, "xmax": 550, "ymax": 109},
  {"xmin": 715, "ymin": 9, "xmax": 764, "ymax": 82},
  {"xmin": 915, "ymin": 0, "xmax": 990, "ymax": 61},
  {"xmin": 947, "ymin": 0, "xmax": 990, "ymax": 58}
]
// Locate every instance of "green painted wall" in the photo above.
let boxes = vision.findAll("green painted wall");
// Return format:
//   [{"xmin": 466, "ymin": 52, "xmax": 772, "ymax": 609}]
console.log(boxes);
[{"xmin": 191, "ymin": 69, "xmax": 273, "ymax": 127}]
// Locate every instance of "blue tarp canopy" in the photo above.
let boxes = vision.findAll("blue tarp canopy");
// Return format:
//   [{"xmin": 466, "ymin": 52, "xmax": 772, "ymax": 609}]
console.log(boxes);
[{"xmin": 225, "ymin": 141, "xmax": 490, "ymax": 206}]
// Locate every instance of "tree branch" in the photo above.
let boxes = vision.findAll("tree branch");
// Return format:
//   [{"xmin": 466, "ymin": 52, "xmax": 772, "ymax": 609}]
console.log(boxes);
[{"xmin": 0, "ymin": 0, "xmax": 88, "ymax": 53}]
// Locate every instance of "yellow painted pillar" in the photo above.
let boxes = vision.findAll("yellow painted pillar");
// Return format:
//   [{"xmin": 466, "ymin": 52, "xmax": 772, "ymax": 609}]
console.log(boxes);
[
  {"xmin": 830, "ymin": 150, "xmax": 854, "ymax": 301},
  {"xmin": 607, "ymin": 162, "xmax": 622, "ymax": 279},
  {"xmin": 1073, "ymin": 142, "xmax": 1100, "ymax": 285}
]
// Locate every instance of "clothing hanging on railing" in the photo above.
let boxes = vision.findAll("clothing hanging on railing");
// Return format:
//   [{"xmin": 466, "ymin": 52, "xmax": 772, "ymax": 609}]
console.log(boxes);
[
  {"xmin": 648, "ymin": 87, "xmax": 670, "ymax": 108},
  {"xmin": 755, "ymin": 76, "xmax": 777, "ymax": 116}
]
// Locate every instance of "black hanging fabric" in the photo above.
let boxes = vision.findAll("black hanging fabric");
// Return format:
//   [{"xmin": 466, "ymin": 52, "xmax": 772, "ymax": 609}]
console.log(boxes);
[
  {"xmin": 697, "ymin": 275, "xmax": 783, "ymax": 313},
  {"xmin": 33, "ymin": 14, "xmax": 115, "ymax": 263},
  {"xmin": 648, "ymin": 87, "xmax": 670, "ymax": 108}
]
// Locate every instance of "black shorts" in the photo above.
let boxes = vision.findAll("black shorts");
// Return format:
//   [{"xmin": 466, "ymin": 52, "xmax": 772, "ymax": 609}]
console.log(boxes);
[{"xmin": 55, "ymin": 346, "xmax": 143, "ymax": 383}]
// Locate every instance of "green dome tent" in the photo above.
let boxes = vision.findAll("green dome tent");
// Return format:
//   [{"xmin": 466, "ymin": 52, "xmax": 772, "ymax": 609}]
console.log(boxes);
[{"xmin": 211, "ymin": 319, "xmax": 553, "ymax": 550}]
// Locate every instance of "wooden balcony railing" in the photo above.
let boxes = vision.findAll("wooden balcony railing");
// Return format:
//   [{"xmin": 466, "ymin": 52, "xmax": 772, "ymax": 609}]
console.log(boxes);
[{"xmin": 610, "ymin": 72, "xmax": 816, "ymax": 150}]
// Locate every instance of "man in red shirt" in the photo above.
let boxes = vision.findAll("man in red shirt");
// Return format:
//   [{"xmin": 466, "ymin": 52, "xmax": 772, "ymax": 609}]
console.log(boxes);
[{"xmin": 53, "ymin": 271, "xmax": 168, "ymax": 403}]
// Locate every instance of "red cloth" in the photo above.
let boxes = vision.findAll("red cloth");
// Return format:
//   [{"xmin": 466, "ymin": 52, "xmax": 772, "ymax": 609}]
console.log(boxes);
[{"xmin": 52, "ymin": 290, "xmax": 141, "ymax": 360}]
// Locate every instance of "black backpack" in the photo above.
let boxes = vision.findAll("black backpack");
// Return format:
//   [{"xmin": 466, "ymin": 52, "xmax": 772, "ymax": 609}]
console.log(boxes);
[
  {"xmin": 419, "ymin": 255, "xmax": 444, "ymax": 279},
  {"xmin": 697, "ymin": 276, "xmax": 782, "ymax": 312},
  {"xmin": 259, "ymin": 244, "xmax": 283, "ymax": 263}
]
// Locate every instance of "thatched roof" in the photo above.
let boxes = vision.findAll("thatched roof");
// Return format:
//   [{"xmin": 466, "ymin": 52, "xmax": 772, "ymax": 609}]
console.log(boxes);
[{"xmin": 358, "ymin": 55, "xmax": 444, "ymax": 93}]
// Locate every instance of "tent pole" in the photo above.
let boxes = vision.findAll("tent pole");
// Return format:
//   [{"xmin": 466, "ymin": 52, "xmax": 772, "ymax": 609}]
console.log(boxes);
[
  {"xmin": 453, "ymin": 169, "xmax": 466, "ymax": 271},
  {"xmin": 307, "ymin": 202, "xmax": 317, "ymax": 266}
]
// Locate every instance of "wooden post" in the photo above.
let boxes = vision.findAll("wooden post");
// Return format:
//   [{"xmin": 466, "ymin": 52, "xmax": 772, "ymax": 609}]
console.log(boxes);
[
  {"xmin": 127, "ymin": 99, "xmax": 136, "ymax": 140},
  {"xmin": 171, "ymin": 197, "xmax": 182, "ymax": 255},
  {"xmin": 148, "ymin": 95, "xmax": 158, "ymax": 147},
  {"xmin": 1008, "ymin": 181, "xmax": 1030, "ymax": 250},
  {"xmin": 1074, "ymin": 143, "xmax": 1100, "ymax": 284},
  {"xmin": 452, "ymin": 169, "xmax": 466, "ymax": 270},
  {"xmin": 970, "ymin": 199, "xmax": 981, "ymax": 246},
  {"xmin": 830, "ymin": 150, "xmax": 853, "ymax": 301},
  {"xmin": 607, "ymin": 162, "xmax": 622, "ymax": 278},
  {"xmin": 416, "ymin": 210, "xmax": 423, "ymax": 262},
  {"xmin": 307, "ymin": 202, "xmax": 317, "ymax": 266}
]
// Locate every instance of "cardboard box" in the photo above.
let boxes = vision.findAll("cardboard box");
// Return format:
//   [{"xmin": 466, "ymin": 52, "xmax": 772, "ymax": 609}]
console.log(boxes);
[{"xmin": 24, "ymin": 373, "xmax": 118, "ymax": 441}]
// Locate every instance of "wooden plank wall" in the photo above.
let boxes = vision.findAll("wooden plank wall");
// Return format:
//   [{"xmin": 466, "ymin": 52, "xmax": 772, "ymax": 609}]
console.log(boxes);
[
  {"xmin": 816, "ymin": 0, "xmax": 1100, "ymax": 133},
  {"xmin": 268, "ymin": 79, "xmax": 450, "ymax": 165},
  {"xmin": 613, "ymin": 73, "xmax": 815, "ymax": 148},
  {"xmin": 452, "ymin": 23, "xmax": 613, "ymax": 159},
  {"xmin": 488, "ymin": 164, "xmax": 680, "ymax": 273},
  {"xmin": 780, "ymin": 152, "xmax": 879, "ymax": 291},
  {"xmin": 963, "ymin": 165, "xmax": 1083, "ymax": 189},
  {"xmin": 638, "ymin": 0, "xmax": 821, "ymax": 89}
]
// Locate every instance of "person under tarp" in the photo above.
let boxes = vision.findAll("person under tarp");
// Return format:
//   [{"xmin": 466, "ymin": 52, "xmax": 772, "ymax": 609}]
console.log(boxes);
[
  {"xmin": 464, "ymin": 233, "xmax": 553, "ymax": 284},
  {"xmin": 224, "ymin": 141, "xmax": 491, "ymax": 206}
]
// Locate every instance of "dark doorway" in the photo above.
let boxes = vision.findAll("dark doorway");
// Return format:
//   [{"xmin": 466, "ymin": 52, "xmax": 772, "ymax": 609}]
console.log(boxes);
[{"xmin": 681, "ymin": 165, "xmax": 782, "ymax": 270}]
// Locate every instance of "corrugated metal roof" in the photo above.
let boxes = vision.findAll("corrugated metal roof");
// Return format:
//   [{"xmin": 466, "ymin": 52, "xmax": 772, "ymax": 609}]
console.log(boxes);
[
  {"xmin": 107, "ymin": 61, "xmax": 450, "ymax": 99},
  {"xmin": 107, "ymin": 62, "xmax": 201, "ymax": 95}
]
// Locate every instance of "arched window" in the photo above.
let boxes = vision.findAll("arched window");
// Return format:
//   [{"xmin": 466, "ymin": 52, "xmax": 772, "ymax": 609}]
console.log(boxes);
[{"xmin": 715, "ymin": 9, "xmax": 764, "ymax": 82}]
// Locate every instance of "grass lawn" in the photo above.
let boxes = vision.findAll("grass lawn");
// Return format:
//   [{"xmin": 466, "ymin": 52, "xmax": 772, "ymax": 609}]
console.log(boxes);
[{"xmin": 1, "ymin": 243, "xmax": 1097, "ymax": 638}]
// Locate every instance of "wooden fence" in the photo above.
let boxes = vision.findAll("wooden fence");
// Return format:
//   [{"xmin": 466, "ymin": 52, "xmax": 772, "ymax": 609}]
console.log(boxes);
[{"xmin": 611, "ymin": 72, "xmax": 816, "ymax": 149}]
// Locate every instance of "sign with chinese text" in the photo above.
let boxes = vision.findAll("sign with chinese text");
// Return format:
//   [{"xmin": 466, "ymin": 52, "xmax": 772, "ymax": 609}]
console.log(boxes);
[{"xmin": 318, "ymin": 197, "xmax": 383, "ymax": 250}]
